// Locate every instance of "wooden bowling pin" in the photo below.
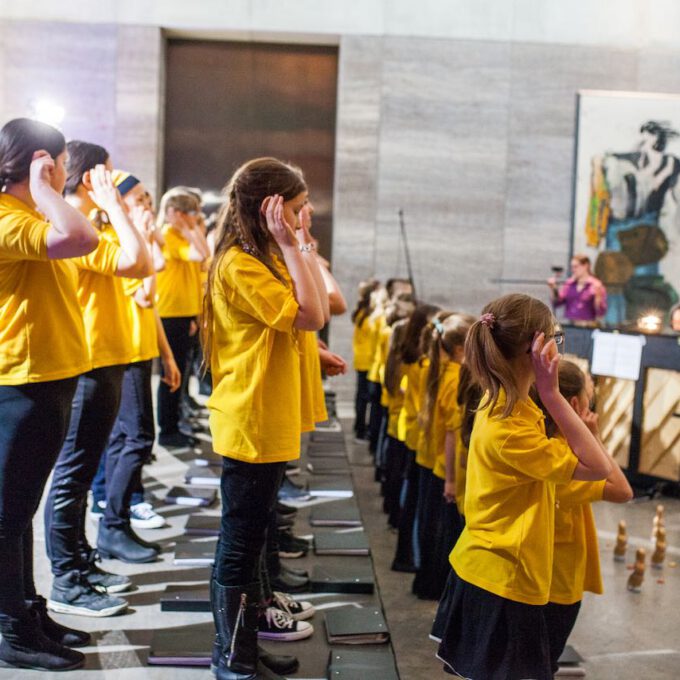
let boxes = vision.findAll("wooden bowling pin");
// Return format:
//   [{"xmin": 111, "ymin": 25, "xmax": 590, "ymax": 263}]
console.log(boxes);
[
  {"xmin": 651, "ymin": 527, "xmax": 667, "ymax": 570},
  {"xmin": 651, "ymin": 504, "xmax": 665, "ymax": 541},
  {"xmin": 627, "ymin": 548, "xmax": 646, "ymax": 592},
  {"xmin": 614, "ymin": 520, "xmax": 627, "ymax": 562}
]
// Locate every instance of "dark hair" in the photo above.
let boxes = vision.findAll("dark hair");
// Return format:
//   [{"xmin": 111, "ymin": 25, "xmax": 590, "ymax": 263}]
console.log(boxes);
[
  {"xmin": 352, "ymin": 279, "xmax": 380, "ymax": 325},
  {"xmin": 386, "ymin": 278, "xmax": 413, "ymax": 299},
  {"xmin": 384, "ymin": 318, "xmax": 410, "ymax": 396},
  {"xmin": 420, "ymin": 312, "xmax": 475, "ymax": 436},
  {"xmin": 465, "ymin": 294, "xmax": 555, "ymax": 418},
  {"xmin": 458, "ymin": 363, "xmax": 483, "ymax": 450},
  {"xmin": 640, "ymin": 120, "xmax": 679, "ymax": 152},
  {"xmin": 572, "ymin": 252, "xmax": 592, "ymax": 273},
  {"xmin": 0, "ymin": 118, "xmax": 66, "ymax": 190},
  {"xmin": 64, "ymin": 140, "xmax": 110, "ymax": 195},
  {"xmin": 402, "ymin": 303, "xmax": 441, "ymax": 364},
  {"xmin": 202, "ymin": 157, "xmax": 307, "ymax": 359}
]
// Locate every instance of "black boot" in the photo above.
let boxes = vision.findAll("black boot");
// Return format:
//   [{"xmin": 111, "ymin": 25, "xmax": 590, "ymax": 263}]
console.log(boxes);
[
  {"xmin": 211, "ymin": 580, "xmax": 285, "ymax": 680},
  {"xmin": 97, "ymin": 524, "xmax": 158, "ymax": 564},
  {"xmin": 27, "ymin": 595, "xmax": 91, "ymax": 647},
  {"xmin": 0, "ymin": 610, "xmax": 85, "ymax": 671},
  {"xmin": 127, "ymin": 528, "xmax": 161, "ymax": 553}
]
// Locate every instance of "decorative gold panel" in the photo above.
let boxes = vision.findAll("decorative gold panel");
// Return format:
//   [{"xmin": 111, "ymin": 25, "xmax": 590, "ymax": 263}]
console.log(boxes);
[
  {"xmin": 594, "ymin": 376, "xmax": 635, "ymax": 469},
  {"xmin": 638, "ymin": 368, "xmax": 680, "ymax": 481}
]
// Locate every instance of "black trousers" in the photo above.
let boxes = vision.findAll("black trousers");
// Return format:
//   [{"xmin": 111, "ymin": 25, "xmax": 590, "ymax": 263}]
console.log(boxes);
[
  {"xmin": 0, "ymin": 378, "xmax": 77, "ymax": 617},
  {"xmin": 367, "ymin": 381, "xmax": 383, "ymax": 453},
  {"xmin": 393, "ymin": 450, "xmax": 419, "ymax": 568},
  {"xmin": 158, "ymin": 316, "xmax": 193, "ymax": 435},
  {"xmin": 353, "ymin": 370, "xmax": 370, "ymax": 437},
  {"xmin": 213, "ymin": 458, "xmax": 286, "ymax": 588},
  {"xmin": 44, "ymin": 365, "xmax": 125, "ymax": 576},
  {"xmin": 102, "ymin": 360, "xmax": 154, "ymax": 529},
  {"xmin": 544, "ymin": 600, "xmax": 582, "ymax": 674},
  {"xmin": 413, "ymin": 470, "xmax": 444, "ymax": 599},
  {"xmin": 382, "ymin": 436, "xmax": 409, "ymax": 527}
]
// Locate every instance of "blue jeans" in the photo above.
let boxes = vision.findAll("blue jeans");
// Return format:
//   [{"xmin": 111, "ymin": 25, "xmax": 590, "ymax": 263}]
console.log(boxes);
[
  {"xmin": 213, "ymin": 458, "xmax": 286, "ymax": 588},
  {"xmin": 44, "ymin": 365, "xmax": 125, "ymax": 576},
  {"xmin": 158, "ymin": 316, "xmax": 193, "ymax": 435},
  {"xmin": 0, "ymin": 378, "xmax": 77, "ymax": 616},
  {"xmin": 102, "ymin": 360, "xmax": 154, "ymax": 529}
]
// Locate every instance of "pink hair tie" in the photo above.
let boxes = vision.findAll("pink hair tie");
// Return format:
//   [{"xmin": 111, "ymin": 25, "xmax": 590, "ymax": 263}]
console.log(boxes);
[{"xmin": 480, "ymin": 312, "xmax": 496, "ymax": 329}]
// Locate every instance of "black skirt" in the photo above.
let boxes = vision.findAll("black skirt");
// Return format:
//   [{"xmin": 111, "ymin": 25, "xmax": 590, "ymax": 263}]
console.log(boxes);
[{"xmin": 434, "ymin": 570, "xmax": 552, "ymax": 680}]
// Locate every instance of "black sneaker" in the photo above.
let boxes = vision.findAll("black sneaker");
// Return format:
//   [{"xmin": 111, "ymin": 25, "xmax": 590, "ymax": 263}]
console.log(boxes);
[
  {"xmin": 271, "ymin": 591, "xmax": 315, "ymax": 621},
  {"xmin": 276, "ymin": 501, "xmax": 297, "ymax": 517},
  {"xmin": 48, "ymin": 570, "xmax": 128, "ymax": 618},
  {"xmin": 158, "ymin": 431, "xmax": 197, "ymax": 449},
  {"xmin": 257, "ymin": 607, "xmax": 313, "ymax": 641},
  {"xmin": 81, "ymin": 550, "xmax": 132, "ymax": 594},
  {"xmin": 277, "ymin": 530, "xmax": 310, "ymax": 559},
  {"xmin": 27, "ymin": 595, "xmax": 91, "ymax": 647}
]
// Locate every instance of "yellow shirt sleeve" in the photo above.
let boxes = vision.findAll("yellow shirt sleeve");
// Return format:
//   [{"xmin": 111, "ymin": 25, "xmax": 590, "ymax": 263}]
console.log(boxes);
[
  {"xmin": 556, "ymin": 479, "xmax": 606, "ymax": 508},
  {"xmin": 0, "ymin": 213, "xmax": 49, "ymax": 261},
  {"xmin": 74, "ymin": 236, "xmax": 121, "ymax": 275},
  {"xmin": 497, "ymin": 427, "xmax": 578, "ymax": 484},
  {"xmin": 222, "ymin": 254, "xmax": 299, "ymax": 333}
]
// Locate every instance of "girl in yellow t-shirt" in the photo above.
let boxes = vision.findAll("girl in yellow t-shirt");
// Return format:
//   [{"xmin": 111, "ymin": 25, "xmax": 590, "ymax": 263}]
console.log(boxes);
[
  {"xmin": 435, "ymin": 293, "xmax": 612, "ymax": 680},
  {"xmin": 391, "ymin": 303, "xmax": 440, "ymax": 572},
  {"xmin": 43, "ymin": 142, "xmax": 152, "ymax": 619},
  {"xmin": 351, "ymin": 278, "xmax": 380, "ymax": 440},
  {"xmin": 539, "ymin": 359, "xmax": 632, "ymax": 676},
  {"xmin": 413, "ymin": 312, "xmax": 474, "ymax": 601},
  {"xmin": 203, "ymin": 158, "xmax": 325, "ymax": 679},
  {"xmin": 0, "ymin": 118, "xmax": 98, "ymax": 671}
]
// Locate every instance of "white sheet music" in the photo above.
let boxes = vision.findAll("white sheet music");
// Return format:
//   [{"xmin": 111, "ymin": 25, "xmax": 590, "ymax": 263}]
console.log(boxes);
[{"xmin": 590, "ymin": 331, "xmax": 646, "ymax": 381}]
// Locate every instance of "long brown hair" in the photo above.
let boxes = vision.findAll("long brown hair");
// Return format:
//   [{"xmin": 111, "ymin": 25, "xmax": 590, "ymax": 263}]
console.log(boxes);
[
  {"xmin": 202, "ymin": 157, "xmax": 307, "ymax": 360},
  {"xmin": 156, "ymin": 188, "xmax": 201, "ymax": 229},
  {"xmin": 352, "ymin": 278, "xmax": 380, "ymax": 325},
  {"xmin": 401, "ymin": 303, "xmax": 441, "ymax": 364},
  {"xmin": 457, "ymin": 363, "xmax": 483, "ymax": 450},
  {"xmin": 465, "ymin": 294, "xmax": 555, "ymax": 418},
  {"xmin": 420, "ymin": 312, "xmax": 475, "ymax": 437}
]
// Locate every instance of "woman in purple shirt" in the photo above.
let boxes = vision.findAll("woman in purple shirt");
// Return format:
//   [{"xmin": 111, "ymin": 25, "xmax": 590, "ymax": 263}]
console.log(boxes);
[{"xmin": 548, "ymin": 254, "xmax": 607, "ymax": 326}]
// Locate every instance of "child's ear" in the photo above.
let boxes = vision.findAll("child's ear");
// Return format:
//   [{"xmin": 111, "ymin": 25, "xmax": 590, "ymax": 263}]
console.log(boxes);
[
  {"xmin": 568, "ymin": 395, "xmax": 580, "ymax": 412},
  {"xmin": 82, "ymin": 170, "xmax": 93, "ymax": 191}
]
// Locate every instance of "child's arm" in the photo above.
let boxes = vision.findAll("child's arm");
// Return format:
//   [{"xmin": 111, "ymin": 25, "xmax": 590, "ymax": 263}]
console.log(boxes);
[
  {"xmin": 581, "ymin": 410, "xmax": 633, "ymax": 502},
  {"xmin": 89, "ymin": 166, "xmax": 152, "ymax": 278},
  {"xmin": 443, "ymin": 430, "xmax": 457, "ymax": 503},
  {"xmin": 316, "ymin": 254, "xmax": 348, "ymax": 315},
  {"xmin": 175, "ymin": 214, "xmax": 210, "ymax": 262},
  {"xmin": 297, "ymin": 207, "xmax": 330, "ymax": 323},
  {"xmin": 265, "ymin": 196, "xmax": 325, "ymax": 331},
  {"xmin": 154, "ymin": 308, "xmax": 181, "ymax": 392},
  {"xmin": 533, "ymin": 333, "xmax": 612, "ymax": 481},
  {"xmin": 30, "ymin": 152, "xmax": 98, "ymax": 258}
]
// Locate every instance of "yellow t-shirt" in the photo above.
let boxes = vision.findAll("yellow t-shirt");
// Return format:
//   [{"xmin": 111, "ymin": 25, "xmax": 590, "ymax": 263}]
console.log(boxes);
[
  {"xmin": 432, "ymin": 362, "xmax": 462, "ymax": 481},
  {"xmin": 550, "ymin": 450, "xmax": 605, "ymax": 604},
  {"xmin": 378, "ymin": 326, "xmax": 392, "ymax": 407},
  {"xmin": 415, "ymin": 358, "xmax": 435, "ymax": 469},
  {"xmin": 123, "ymin": 278, "xmax": 158, "ymax": 363},
  {"xmin": 156, "ymin": 225, "xmax": 203, "ymax": 318},
  {"xmin": 73, "ymin": 225, "xmax": 133, "ymax": 369},
  {"xmin": 0, "ymin": 194, "xmax": 90, "ymax": 384},
  {"xmin": 454, "ymin": 427, "xmax": 468, "ymax": 511},
  {"xmin": 450, "ymin": 390, "xmax": 579, "ymax": 605},
  {"xmin": 300, "ymin": 330, "xmax": 328, "ymax": 433},
  {"xmin": 367, "ymin": 314, "xmax": 386, "ymax": 383},
  {"xmin": 207, "ymin": 247, "xmax": 301, "ymax": 463},
  {"xmin": 398, "ymin": 360, "xmax": 425, "ymax": 450},
  {"xmin": 352, "ymin": 315, "xmax": 373, "ymax": 371},
  {"xmin": 386, "ymin": 370, "xmax": 406, "ymax": 439}
]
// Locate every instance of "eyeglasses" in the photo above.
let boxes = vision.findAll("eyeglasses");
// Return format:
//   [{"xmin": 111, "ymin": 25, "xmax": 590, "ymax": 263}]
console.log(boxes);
[{"xmin": 527, "ymin": 330, "xmax": 565, "ymax": 353}]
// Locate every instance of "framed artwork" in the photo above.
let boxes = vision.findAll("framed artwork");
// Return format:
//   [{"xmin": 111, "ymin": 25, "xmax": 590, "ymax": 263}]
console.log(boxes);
[{"xmin": 572, "ymin": 90, "xmax": 680, "ymax": 325}]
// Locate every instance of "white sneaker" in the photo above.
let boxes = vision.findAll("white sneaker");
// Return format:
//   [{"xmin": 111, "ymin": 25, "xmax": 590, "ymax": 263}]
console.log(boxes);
[
  {"xmin": 130, "ymin": 502, "xmax": 165, "ymax": 530},
  {"xmin": 271, "ymin": 591, "xmax": 315, "ymax": 621},
  {"xmin": 257, "ymin": 606, "xmax": 314, "ymax": 641}
]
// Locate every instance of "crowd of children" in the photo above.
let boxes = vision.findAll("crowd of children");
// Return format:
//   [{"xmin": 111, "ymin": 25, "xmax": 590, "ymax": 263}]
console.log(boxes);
[
  {"xmin": 352, "ymin": 280, "xmax": 634, "ymax": 679},
  {"xmin": 0, "ymin": 118, "xmax": 347, "ymax": 677}
]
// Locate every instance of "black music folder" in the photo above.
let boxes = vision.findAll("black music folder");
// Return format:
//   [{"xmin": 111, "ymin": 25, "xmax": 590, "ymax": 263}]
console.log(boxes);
[
  {"xmin": 310, "ymin": 562, "xmax": 375, "ymax": 594},
  {"xmin": 314, "ymin": 531, "xmax": 369, "ymax": 556},
  {"xmin": 165, "ymin": 486, "xmax": 216, "ymax": 507},
  {"xmin": 324, "ymin": 607, "xmax": 389, "ymax": 645}
]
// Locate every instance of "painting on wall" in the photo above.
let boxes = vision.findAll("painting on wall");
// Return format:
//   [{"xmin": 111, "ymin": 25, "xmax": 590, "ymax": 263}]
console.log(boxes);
[{"xmin": 572, "ymin": 90, "xmax": 680, "ymax": 326}]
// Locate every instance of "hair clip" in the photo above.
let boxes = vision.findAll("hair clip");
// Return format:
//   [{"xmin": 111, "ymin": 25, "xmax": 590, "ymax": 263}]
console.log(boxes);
[
  {"xmin": 238, "ymin": 239, "xmax": 255, "ymax": 255},
  {"xmin": 433, "ymin": 318, "xmax": 445, "ymax": 336},
  {"xmin": 480, "ymin": 312, "xmax": 496, "ymax": 329}
]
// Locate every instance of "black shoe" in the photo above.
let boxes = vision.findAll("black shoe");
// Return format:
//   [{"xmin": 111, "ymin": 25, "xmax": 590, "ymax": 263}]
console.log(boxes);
[
  {"xmin": 48, "ymin": 570, "xmax": 128, "ymax": 618},
  {"xmin": 391, "ymin": 559, "xmax": 417, "ymax": 573},
  {"xmin": 211, "ymin": 642, "xmax": 298, "ymax": 676},
  {"xmin": 211, "ymin": 580, "xmax": 260, "ymax": 680},
  {"xmin": 97, "ymin": 524, "xmax": 159, "ymax": 564},
  {"xmin": 280, "ymin": 564, "xmax": 308, "ymax": 579},
  {"xmin": 158, "ymin": 431, "xmax": 197, "ymax": 449},
  {"xmin": 276, "ymin": 513, "xmax": 294, "ymax": 530},
  {"xmin": 275, "ymin": 501, "xmax": 297, "ymax": 517},
  {"xmin": 27, "ymin": 595, "xmax": 91, "ymax": 647},
  {"xmin": 277, "ymin": 530, "xmax": 309, "ymax": 559},
  {"xmin": 270, "ymin": 570, "xmax": 310, "ymax": 594},
  {"xmin": 0, "ymin": 612, "xmax": 84, "ymax": 671},
  {"xmin": 80, "ymin": 549, "xmax": 132, "ymax": 594},
  {"xmin": 128, "ymin": 529, "xmax": 162, "ymax": 552}
]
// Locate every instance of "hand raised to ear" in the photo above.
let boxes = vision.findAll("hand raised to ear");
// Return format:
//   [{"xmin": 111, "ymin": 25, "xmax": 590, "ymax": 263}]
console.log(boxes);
[
  {"xmin": 263, "ymin": 195, "xmax": 297, "ymax": 248},
  {"xmin": 531, "ymin": 332, "xmax": 560, "ymax": 400}
]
